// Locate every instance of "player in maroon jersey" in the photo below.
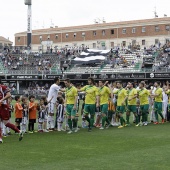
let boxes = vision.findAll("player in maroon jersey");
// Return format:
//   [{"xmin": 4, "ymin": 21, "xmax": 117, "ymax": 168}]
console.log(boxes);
[{"xmin": 0, "ymin": 79, "xmax": 23, "ymax": 143}]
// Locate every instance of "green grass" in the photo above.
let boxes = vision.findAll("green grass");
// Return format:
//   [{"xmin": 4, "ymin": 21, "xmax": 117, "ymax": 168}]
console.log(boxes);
[{"xmin": 1, "ymin": 101, "xmax": 170, "ymax": 170}]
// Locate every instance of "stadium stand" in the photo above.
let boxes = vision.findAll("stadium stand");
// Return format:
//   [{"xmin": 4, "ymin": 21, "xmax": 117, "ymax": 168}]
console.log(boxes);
[{"xmin": 0, "ymin": 43, "xmax": 170, "ymax": 75}]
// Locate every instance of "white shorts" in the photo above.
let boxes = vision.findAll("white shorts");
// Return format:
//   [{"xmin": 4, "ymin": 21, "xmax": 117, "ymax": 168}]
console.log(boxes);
[
  {"xmin": 22, "ymin": 117, "xmax": 28, "ymax": 125},
  {"xmin": 44, "ymin": 114, "xmax": 48, "ymax": 122},
  {"xmin": 38, "ymin": 118, "xmax": 45, "ymax": 123},
  {"xmin": 48, "ymin": 103, "xmax": 55, "ymax": 114},
  {"xmin": 57, "ymin": 117, "xmax": 64, "ymax": 123}
]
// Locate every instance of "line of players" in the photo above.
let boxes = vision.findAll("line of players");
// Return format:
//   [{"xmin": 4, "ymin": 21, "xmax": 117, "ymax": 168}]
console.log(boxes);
[
  {"xmin": 46, "ymin": 77, "xmax": 170, "ymax": 133},
  {"xmin": 62, "ymin": 78, "xmax": 170, "ymax": 131},
  {"xmin": 1, "ymin": 77, "xmax": 170, "ymax": 140}
]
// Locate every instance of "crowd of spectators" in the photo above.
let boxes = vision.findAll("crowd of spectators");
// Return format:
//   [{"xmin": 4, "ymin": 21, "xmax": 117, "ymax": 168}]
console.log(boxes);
[
  {"xmin": 1, "ymin": 42, "xmax": 170, "ymax": 74},
  {"xmin": 23, "ymin": 82, "xmax": 50, "ymax": 96}
]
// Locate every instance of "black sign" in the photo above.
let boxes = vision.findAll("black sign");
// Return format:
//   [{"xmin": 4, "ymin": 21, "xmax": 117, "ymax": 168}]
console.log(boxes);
[
  {"xmin": 45, "ymin": 75, "xmax": 62, "ymax": 79},
  {"xmin": 146, "ymin": 73, "xmax": 170, "ymax": 79},
  {"xmin": 5, "ymin": 72, "xmax": 170, "ymax": 81},
  {"xmin": 66, "ymin": 74, "xmax": 83, "ymax": 79},
  {"xmin": 116, "ymin": 73, "xmax": 145, "ymax": 79},
  {"xmin": 10, "ymin": 75, "xmax": 39, "ymax": 79}
]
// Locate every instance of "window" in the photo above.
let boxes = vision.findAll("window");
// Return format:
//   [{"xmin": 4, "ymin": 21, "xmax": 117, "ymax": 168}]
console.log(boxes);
[
  {"xmin": 166, "ymin": 39, "xmax": 170, "ymax": 43},
  {"xmin": 93, "ymin": 31, "xmax": 97, "ymax": 36},
  {"xmin": 65, "ymin": 34, "xmax": 69, "ymax": 38},
  {"xmin": 55, "ymin": 35, "xmax": 58, "ymax": 39},
  {"xmin": 166, "ymin": 25, "xmax": 170, "ymax": 31},
  {"xmin": 132, "ymin": 28, "xmax": 136, "ymax": 34},
  {"xmin": 82, "ymin": 32, "xmax": 85, "ymax": 37},
  {"xmin": 142, "ymin": 27, "xmax": 146, "ymax": 33},
  {"xmin": 102, "ymin": 30, "xmax": 106, "ymax": 36},
  {"xmin": 111, "ymin": 29, "xmax": 114, "ymax": 34},
  {"xmin": 39, "ymin": 35, "xmax": 42, "ymax": 41},
  {"xmin": 47, "ymin": 35, "xmax": 50, "ymax": 39},
  {"xmin": 155, "ymin": 26, "xmax": 160, "ymax": 32},
  {"xmin": 111, "ymin": 42, "xmax": 114, "ymax": 47},
  {"xmin": 122, "ymin": 41, "xmax": 126, "ymax": 47},
  {"xmin": 155, "ymin": 39, "xmax": 159, "ymax": 44},
  {"xmin": 93, "ymin": 43, "xmax": 96, "ymax": 48},
  {"xmin": 132, "ymin": 40, "xmax": 136, "ymax": 46},
  {"xmin": 17, "ymin": 37, "xmax": 20, "ymax": 42},
  {"xmin": 73, "ymin": 33, "xmax": 76, "ymax": 38},
  {"xmin": 142, "ymin": 40, "xmax": 145, "ymax": 45},
  {"xmin": 122, "ymin": 29, "xmax": 126, "ymax": 34}
]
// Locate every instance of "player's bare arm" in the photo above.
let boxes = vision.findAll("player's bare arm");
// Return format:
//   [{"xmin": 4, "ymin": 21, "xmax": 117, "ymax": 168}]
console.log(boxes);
[{"xmin": 0, "ymin": 92, "xmax": 11, "ymax": 103}]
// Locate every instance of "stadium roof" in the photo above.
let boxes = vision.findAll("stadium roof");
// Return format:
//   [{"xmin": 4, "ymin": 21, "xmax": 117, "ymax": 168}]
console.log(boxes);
[{"xmin": 15, "ymin": 17, "xmax": 170, "ymax": 35}]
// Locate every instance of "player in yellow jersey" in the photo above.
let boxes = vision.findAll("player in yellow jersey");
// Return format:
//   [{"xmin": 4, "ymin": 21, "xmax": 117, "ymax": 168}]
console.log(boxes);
[
  {"xmin": 165, "ymin": 82, "xmax": 170, "ymax": 121},
  {"xmin": 151, "ymin": 81, "xmax": 164, "ymax": 124},
  {"xmin": 126, "ymin": 82, "xmax": 139, "ymax": 126},
  {"xmin": 78, "ymin": 77, "xmax": 99, "ymax": 132},
  {"xmin": 64, "ymin": 79, "xmax": 78, "ymax": 134},
  {"xmin": 113, "ymin": 82, "xmax": 127, "ymax": 128},
  {"xmin": 98, "ymin": 80, "xmax": 113, "ymax": 130},
  {"xmin": 138, "ymin": 81, "xmax": 150, "ymax": 126}
]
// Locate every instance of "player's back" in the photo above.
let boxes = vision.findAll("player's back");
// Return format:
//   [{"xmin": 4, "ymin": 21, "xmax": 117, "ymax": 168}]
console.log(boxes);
[{"xmin": 48, "ymin": 84, "xmax": 60, "ymax": 103}]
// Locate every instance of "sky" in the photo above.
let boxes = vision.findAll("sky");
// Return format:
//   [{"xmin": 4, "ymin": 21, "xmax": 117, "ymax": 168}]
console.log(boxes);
[{"xmin": 1, "ymin": 0, "xmax": 170, "ymax": 44}]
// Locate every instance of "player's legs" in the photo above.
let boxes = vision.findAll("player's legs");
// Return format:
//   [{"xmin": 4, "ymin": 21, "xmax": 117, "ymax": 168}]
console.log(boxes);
[
  {"xmin": 15, "ymin": 118, "xmax": 21, "ymax": 131},
  {"xmin": 3, "ymin": 119, "xmax": 23, "ymax": 141},
  {"xmin": 126, "ymin": 105, "xmax": 131, "ymax": 125},
  {"xmin": 0, "ymin": 105, "xmax": 21, "ymax": 135},
  {"xmin": 108, "ymin": 110, "xmax": 113, "ymax": 123},
  {"xmin": 130, "ymin": 105, "xmax": 139, "ymax": 126},
  {"xmin": 143, "ymin": 105, "xmax": 149, "ymax": 125},
  {"xmin": 66, "ymin": 105, "xmax": 72, "ymax": 133},
  {"xmin": 117, "ymin": 106, "xmax": 125, "ymax": 128},
  {"xmin": 47, "ymin": 103, "xmax": 55, "ymax": 130},
  {"xmin": 23, "ymin": 117, "xmax": 28, "ymax": 133},
  {"xmin": 154, "ymin": 102, "xmax": 159, "ymax": 123},
  {"xmin": 162, "ymin": 102, "xmax": 167, "ymax": 120},
  {"xmin": 4, "ymin": 120, "xmax": 20, "ymax": 133},
  {"xmin": 28, "ymin": 119, "xmax": 36, "ymax": 133},
  {"xmin": 157, "ymin": 102, "xmax": 164, "ymax": 122},
  {"xmin": 95, "ymin": 107, "xmax": 101, "ymax": 127},
  {"xmin": 6, "ymin": 118, "xmax": 11, "ymax": 134},
  {"xmin": 150, "ymin": 104, "xmax": 156, "ymax": 122},
  {"xmin": 28, "ymin": 119, "xmax": 33, "ymax": 132},
  {"xmin": 140, "ymin": 105, "xmax": 145, "ymax": 124},
  {"xmin": 38, "ymin": 118, "xmax": 43, "ymax": 132},
  {"xmin": 71, "ymin": 108, "xmax": 77, "ymax": 132},
  {"xmin": 167, "ymin": 104, "xmax": 170, "ymax": 122},
  {"xmin": 83, "ymin": 105, "xmax": 91, "ymax": 129},
  {"xmin": 43, "ymin": 114, "xmax": 48, "ymax": 132},
  {"xmin": 2, "ymin": 123, "xmax": 7, "ymax": 136},
  {"xmin": 100, "ymin": 104, "xmax": 110, "ymax": 129},
  {"xmin": 57, "ymin": 112, "xmax": 64, "ymax": 131},
  {"xmin": 50, "ymin": 114, "xmax": 55, "ymax": 129},
  {"xmin": 89, "ymin": 104, "xmax": 96, "ymax": 130}
]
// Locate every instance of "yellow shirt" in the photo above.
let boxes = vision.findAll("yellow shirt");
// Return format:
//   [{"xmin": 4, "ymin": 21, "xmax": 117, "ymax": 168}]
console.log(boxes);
[
  {"xmin": 138, "ymin": 88, "xmax": 150, "ymax": 105},
  {"xmin": 154, "ymin": 88, "xmax": 162, "ymax": 102},
  {"xmin": 65, "ymin": 86, "xmax": 78, "ymax": 104},
  {"xmin": 81, "ymin": 85, "xmax": 99, "ymax": 104},
  {"xmin": 128, "ymin": 88, "xmax": 137, "ymax": 105},
  {"xmin": 165, "ymin": 90, "xmax": 170, "ymax": 104},
  {"xmin": 99, "ymin": 86, "xmax": 111, "ymax": 105},
  {"xmin": 113, "ymin": 88, "xmax": 127, "ymax": 106}
]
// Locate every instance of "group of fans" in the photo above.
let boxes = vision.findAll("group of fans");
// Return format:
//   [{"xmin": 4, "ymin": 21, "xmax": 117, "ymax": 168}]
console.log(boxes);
[{"xmin": 0, "ymin": 77, "xmax": 170, "ymax": 143}]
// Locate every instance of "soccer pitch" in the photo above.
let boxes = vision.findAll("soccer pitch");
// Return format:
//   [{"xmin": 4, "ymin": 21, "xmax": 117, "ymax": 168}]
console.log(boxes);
[{"xmin": 1, "ymin": 102, "xmax": 170, "ymax": 170}]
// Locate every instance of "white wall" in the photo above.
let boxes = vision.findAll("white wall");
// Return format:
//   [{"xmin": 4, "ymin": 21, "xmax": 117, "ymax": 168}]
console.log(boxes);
[{"xmin": 31, "ymin": 35, "xmax": 170, "ymax": 52}]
